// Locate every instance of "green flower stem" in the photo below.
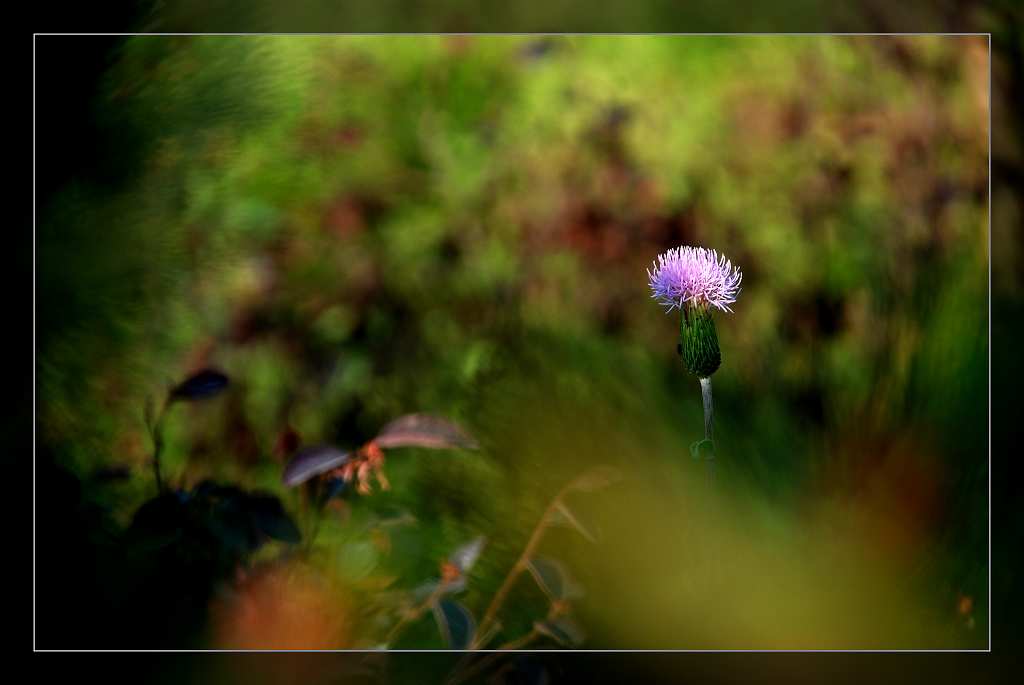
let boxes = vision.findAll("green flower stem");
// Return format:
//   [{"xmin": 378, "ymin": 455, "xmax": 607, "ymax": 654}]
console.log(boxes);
[
  {"xmin": 699, "ymin": 376, "xmax": 715, "ymax": 483},
  {"xmin": 679, "ymin": 304, "xmax": 720, "ymax": 483}
]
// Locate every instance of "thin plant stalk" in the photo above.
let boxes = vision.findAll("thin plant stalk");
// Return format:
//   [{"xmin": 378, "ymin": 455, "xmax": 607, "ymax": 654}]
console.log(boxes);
[
  {"xmin": 385, "ymin": 584, "xmax": 446, "ymax": 647},
  {"xmin": 471, "ymin": 484, "xmax": 568, "ymax": 649},
  {"xmin": 699, "ymin": 376, "xmax": 715, "ymax": 483},
  {"xmin": 448, "ymin": 599, "xmax": 567, "ymax": 685},
  {"xmin": 148, "ymin": 397, "xmax": 171, "ymax": 493},
  {"xmin": 446, "ymin": 628, "xmax": 541, "ymax": 685}
]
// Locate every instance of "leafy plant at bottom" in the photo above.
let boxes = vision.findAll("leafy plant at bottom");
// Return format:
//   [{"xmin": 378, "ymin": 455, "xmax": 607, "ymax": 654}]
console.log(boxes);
[{"xmin": 381, "ymin": 466, "xmax": 617, "ymax": 681}]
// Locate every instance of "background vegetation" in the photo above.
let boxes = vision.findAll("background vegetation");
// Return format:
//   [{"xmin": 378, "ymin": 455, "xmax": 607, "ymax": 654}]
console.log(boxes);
[{"xmin": 36, "ymin": 35, "xmax": 990, "ymax": 667}]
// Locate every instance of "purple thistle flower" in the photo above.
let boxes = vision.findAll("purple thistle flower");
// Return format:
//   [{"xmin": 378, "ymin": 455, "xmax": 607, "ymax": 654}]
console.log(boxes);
[{"xmin": 647, "ymin": 246, "xmax": 742, "ymax": 314}]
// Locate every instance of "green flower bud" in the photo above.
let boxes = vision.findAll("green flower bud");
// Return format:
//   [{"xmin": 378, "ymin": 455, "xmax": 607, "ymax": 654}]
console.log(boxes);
[{"xmin": 678, "ymin": 304, "xmax": 721, "ymax": 378}]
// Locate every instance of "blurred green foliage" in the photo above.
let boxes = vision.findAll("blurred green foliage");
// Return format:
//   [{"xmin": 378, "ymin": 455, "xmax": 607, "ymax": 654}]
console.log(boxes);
[{"xmin": 37, "ymin": 36, "xmax": 988, "ymax": 653}]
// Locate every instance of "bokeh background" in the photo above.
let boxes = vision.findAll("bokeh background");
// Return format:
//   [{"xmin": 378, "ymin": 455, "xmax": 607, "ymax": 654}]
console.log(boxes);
[{"xmin": 36, "ymin": 34, "xmax": 991, "ymax": 664}]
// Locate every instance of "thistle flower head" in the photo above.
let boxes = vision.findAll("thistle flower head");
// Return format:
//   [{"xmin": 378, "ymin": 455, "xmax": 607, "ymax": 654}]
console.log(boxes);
[{"xmin": 647, "ymin": 246, "xmax": 742, "ymax": 314}]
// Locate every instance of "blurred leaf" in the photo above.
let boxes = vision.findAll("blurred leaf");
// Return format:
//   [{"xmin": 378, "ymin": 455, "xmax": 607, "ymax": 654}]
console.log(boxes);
[
  {"xmin": 170, "ymin": 369, "xmax": 229, "ymax": 400},
  {"xmin": 282, "ymin": 445, "xmax": 350, "ymax": 486},
  {"xmin": 373, "ymin": 511, "xmax": 418, "ymax": 529},
  {"xmin": 126, "ymin": 491, "xmax": 187, "ymax": 551},
  {"xmin": 534, "ymin": 616, "xmax": 585, "ymax": 647},
  {"xmin": 433, "ymin": 599, "xmax": 475, "ymax": 649},
  {"xmin": 547, "ymin": 503, "xmax": 597, "ymax": 542},
  {"xmin": 207, "ymin": 495, "xmax": 260, "ymax": 555},
  {"xmin": 373, "ymin": 414, "xmax": 479, "ymax": 450},
  {"xmin": 413, "ymin": 580, "xmax": 440, "ymax": 603},
  {"xmin": 192, "ymin": 479, "xmax": 244, "ymax": 499},
  {"xmin": 440, "ymin": 576, "xmax": 467, "ymax": 595},
  {"xmin": 526, "ymin": 557, "xmax": 584, "ymax": 602},
  {"xmin": 448, "ymin": 536, "xmax": 486, "ymax": 573},
  {"xmin": 247, "ymin": 493, "xmax": 301, "ymax": 544},
  {"xmin": 565, "ymin": 466, "xmax": 621, "ymax": 493},
  {"xmin": 337, "ymin": 540, "xmax": 379, "ymax": 581}
]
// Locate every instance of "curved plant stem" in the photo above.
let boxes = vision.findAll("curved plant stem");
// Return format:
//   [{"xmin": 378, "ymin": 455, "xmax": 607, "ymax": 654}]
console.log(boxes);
[
  {"xmin": 699, "ymin": 376, "xmax": 715, "ymax": 483},
  {"xmin": 472, "ymin": 485, "xmax": 567, "ymax": 649},
  {"xmin": 447, "ymin": 628, "xmax": 540, "ymax": 685},
  {"xmin": 385, "ymin": 584, "xmax": 445, "ymax": 647}
]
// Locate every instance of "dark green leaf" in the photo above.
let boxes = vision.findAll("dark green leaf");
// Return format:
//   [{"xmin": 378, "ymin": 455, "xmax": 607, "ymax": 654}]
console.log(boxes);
[
  {"xmin": 126, "ymin": 492, "xmax": 188, "ymax": 551},
  {"xmin": 433, "ymin": 599, "xmax": 475, "ymax": 649},
  {"xmin": 206, "ymin": 496, "xmax": 260, "ymax": 555},
  {"xmin": 171, "ymin": 369, "xmax": 229, "ymax": 400},
  {"xmin": 192, "ymin": 479, "xmax": 244, "ymax": 499},
  {"xmin": 247, "ymin": 493, "xmax": 301, "ymax": 544}
]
